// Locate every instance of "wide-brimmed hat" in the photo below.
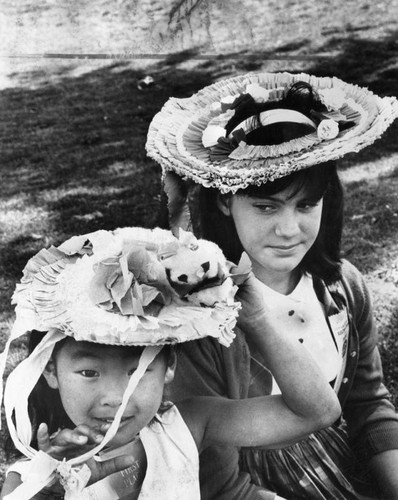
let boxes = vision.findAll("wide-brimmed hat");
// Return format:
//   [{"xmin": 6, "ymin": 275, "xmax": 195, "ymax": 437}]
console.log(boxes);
[
  {"xmin": 0, "ymin": 227, "xmax": 243, "ymax": 500},
  {"xmin": 9, "ymin": 226, "xmax": 239, "ymax": 347},
  {"xmin": 146, "ymin": 71, "xmax": 398, "ymax": 194}
]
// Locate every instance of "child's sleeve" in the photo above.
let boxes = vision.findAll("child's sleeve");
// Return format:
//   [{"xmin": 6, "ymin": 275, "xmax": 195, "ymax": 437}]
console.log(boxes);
[{"xmin": 168, "ymin": 333, "xmax": 277, "ymax": 500}]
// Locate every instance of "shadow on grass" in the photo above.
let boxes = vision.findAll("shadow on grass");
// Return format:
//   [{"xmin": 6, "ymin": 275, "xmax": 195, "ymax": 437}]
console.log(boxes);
[
  {"xmin": 1, "ymin": 31, "xmax": 398, "ymax": 283},
  {"xmin": 342, "ymin": 173, "xmax": 398, "ymax": 273},
  {"xmin": 0, "ymin": 54, "xmax": 216, "ymax": 284},
  {"xmin": 304, "ymin": 30, "xmax": 398, "ymax": 168}
]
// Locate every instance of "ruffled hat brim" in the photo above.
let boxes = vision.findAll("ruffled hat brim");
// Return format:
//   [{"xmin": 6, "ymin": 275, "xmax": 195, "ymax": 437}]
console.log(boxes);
[
  {"xmin": 146, "ymin": 71, "xmax": 398, "ymax": 193},
  {"xmin": 11, "ymin": 227, "xmax": 240, "ymax": 347}
]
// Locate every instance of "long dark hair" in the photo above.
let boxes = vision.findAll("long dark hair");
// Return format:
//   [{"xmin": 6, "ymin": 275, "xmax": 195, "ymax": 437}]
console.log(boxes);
[{"xmin": 199, "ymin": 161, "xmax": 344, "ymax": 283}]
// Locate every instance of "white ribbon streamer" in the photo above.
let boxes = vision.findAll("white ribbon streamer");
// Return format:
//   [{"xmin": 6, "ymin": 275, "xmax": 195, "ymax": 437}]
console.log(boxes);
[
  {"xmin": 4, "ymin": 343, "xmax": 162, "ymax": 500},
  {"xmin": 4, "ymin": 329, "xmax": 65, "ymax": 457}
]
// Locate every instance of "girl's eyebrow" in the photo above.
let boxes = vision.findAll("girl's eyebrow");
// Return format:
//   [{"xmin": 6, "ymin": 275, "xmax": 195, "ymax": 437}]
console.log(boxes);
[
  {"xmin": 70, "ymin": 349, "xmax": 102, "ymax": 361},
  {"xmin": 250, "ymin": 195, "xmax": 281, "ymax": 201},
  {"xmin": 250, "ymin": 194, "xmax": 286, "ymax": 203}
]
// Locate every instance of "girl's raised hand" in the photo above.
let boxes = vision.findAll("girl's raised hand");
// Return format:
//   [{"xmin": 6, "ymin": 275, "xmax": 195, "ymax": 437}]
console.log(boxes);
[
  {"xmin": 235, "ymin": 269, "xmax": 307, "ymax": 348},
  {"xmin": 36, "ymin": 422, "xmax": 135, "ymax": 488},
  {"xmin": 37, "ymin": 422, "xmax": 108, "ymax": 460}
]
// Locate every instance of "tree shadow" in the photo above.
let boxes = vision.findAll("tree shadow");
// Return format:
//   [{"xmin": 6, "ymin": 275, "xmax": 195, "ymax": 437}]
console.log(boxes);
[
  {"xmin": 1, "ymin": 31, "xmax": 398, "ymax": 283},
  {"xmin": 0, "ymin": 53, "xmax": 218, "ymax": 285},
  {"xmin": 301, "ymin": 31, "xmax": 398, "ymax": 168}
]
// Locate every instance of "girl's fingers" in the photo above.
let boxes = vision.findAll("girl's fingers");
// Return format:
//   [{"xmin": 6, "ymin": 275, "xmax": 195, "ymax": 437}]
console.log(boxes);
[
  {"xmin": 51, "ymin": 424, "xmax": 106, "ymax": 449},
  {"xmin": 73, "ymin": 424, "xmax": 106, "ymax": 444},
  {"xmin": 51, "ymin": 428, "xmax": 89, "ymax": 447},
  {"xmin": 98, "ymin": 422, "xmax": 112, "ymax": 434},
  {"xmin": 37, "ymin": 423, "xmax": 51, "ymax": 451},
  {"xmin": 36, "ymin": 422, "xmax": 112, "ymax": 460},
  {"xmin": 99, "ymin": 455, "xmax": 135, "ymax": 478},
  {"xmin": 87, "ymin": 455, "xmax": 135, "ymax": 485}
]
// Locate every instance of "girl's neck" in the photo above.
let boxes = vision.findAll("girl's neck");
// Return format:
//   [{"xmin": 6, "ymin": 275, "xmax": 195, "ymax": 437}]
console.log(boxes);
[{"xmin": 252, "ymin": 264, "xmax": 301, "ymax": 295}]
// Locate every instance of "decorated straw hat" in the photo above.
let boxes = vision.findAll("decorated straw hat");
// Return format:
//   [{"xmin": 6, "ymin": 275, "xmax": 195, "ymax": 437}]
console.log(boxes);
[
  {"xmin": 146, "ymin": 71, "xmax": 398, "ymax": 195},
  {"xmin": 0, "ymin": 227, "xmax": 242, "ymax": 500}
]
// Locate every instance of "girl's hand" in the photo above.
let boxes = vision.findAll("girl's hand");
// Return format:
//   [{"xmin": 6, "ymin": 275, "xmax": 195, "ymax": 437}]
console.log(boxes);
[
  {"xmin": 235, "ymin": 271, "xmax": 269, "ymax": 332},
  {"xmin": 235, "ymin": 271, "xmax": 306, "ymax": 346},
  {"xmin": 37, "ymin": 422, "xmax": 109, "ymax": 460},
  {"xmin": 37, "ymin": 422, "xmax": 135, "ymax": 487},
  {"xmin": 85, "ymin": 454, "xmax": 135, "ymax": 486}
]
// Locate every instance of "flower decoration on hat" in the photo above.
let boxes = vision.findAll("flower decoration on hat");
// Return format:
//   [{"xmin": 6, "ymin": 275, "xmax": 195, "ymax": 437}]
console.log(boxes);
[
  {"xmin": 146, "ymin": 71, "xmax": 398, "ymax": 193},
  {"xmin": 199, "ymin": 81, "xmax": 356, "ymax": 161}
]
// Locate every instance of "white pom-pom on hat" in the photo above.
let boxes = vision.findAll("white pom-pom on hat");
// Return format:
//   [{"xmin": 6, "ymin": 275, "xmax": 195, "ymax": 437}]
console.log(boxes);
[{"xmin": 202, "ymin": 125, "xmax": 226, "ymax": 147}]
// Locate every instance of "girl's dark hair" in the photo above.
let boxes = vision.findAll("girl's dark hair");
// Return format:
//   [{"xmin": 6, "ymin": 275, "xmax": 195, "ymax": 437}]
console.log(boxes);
[
  {"xmin": 5, "ymin": 331, "xmax": 175, "ymax": 457},
  {"xmin": 199, "ymin": 161, "xmax": 344, "ymax": 283}
]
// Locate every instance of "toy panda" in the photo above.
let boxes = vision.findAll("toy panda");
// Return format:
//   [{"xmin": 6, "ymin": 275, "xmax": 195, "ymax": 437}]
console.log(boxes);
[{"xmin": 158, "ymin": 229, "xmax": 231, "ymax": 303}]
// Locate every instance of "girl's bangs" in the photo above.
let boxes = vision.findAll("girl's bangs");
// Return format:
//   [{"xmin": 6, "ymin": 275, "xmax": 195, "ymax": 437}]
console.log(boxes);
[{"xmin": 237, "ymin": 162, "xmax": 336, "ymax": 201}]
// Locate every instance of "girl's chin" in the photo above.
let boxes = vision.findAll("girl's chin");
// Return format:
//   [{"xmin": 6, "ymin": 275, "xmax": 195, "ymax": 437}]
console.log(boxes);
[{"xmin": 259, "ymin": 261, "xmax": 301, "ymax": 276}]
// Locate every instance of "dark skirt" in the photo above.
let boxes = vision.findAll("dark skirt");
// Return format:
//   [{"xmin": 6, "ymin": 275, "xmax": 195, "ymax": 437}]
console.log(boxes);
[{"xmin": 240, "ymin": 425, "xmax": 380, "ymax": 500}]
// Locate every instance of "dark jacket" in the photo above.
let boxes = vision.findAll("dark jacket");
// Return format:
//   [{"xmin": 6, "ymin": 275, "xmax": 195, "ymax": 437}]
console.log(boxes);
[{"xmin": 168, "ymin": 260, "xmax": 398, "ymax": 500}]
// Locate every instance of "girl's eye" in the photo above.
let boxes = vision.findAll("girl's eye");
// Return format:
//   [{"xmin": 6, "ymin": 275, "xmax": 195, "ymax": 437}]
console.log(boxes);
[
  {"xmin": 128, "ymin": 367, "xmax": 151, "ymax": 376},
  {"xmin": 253, "ymin": 204, "xmax": 275, "ymax": 212},
  {"xmin": 79, "ymin": 370, "xmax": 99, "ymax": 378},
  {"xmin": 299, "ymin": 200, "xmax": 320, "ymax": 210}
]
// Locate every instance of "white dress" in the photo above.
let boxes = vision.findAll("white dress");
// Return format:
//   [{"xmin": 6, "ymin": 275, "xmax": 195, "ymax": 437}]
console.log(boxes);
[
  {"xmin": 7, "ymin": 404, "xmax": 200, "ymax": 500},
  {"xmin": 252, "ymin": 273, "xmax": 343, "ymax": 395}
]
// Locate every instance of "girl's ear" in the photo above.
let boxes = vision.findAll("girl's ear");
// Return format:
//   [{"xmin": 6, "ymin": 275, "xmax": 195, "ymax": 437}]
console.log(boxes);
[
  {"xmin": 164, "ymin": 350, "xmax": 177, "ymax": 385},
  {"xmin": 42, "ymin": 359, "xmax": 59, "ymax": 390},
  {"xmin": 216, "ymin": 193, "xmax": 231, "ymax": 217}
]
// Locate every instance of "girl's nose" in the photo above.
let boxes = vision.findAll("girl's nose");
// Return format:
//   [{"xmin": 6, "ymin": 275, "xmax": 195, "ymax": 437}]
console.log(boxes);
[
  {"xmin": 99, "ymin": 379, "xmax": 126, "ymax": 407},
  {"xmin": 100, "ymin": 393, "xmax": 123, "ymax": 407},
  {"xmin": 274, "ymin": 214, "xmax": 300, "ymax": 238}
]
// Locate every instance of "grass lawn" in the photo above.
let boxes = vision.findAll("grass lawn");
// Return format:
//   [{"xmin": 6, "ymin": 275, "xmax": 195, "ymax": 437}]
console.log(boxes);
[{"xmin": 1, "ymin": 0, "xmax": 398, "ymax": 486}]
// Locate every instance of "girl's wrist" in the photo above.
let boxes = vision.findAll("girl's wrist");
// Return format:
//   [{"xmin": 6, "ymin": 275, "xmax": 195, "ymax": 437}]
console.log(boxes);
[
  {"xmin": 35, "ymin": 491, "xmax": 64, "ymax": 500},
  {"xmin": 35, "ymin": 481, "xmax": 64, "ymax": 499}
]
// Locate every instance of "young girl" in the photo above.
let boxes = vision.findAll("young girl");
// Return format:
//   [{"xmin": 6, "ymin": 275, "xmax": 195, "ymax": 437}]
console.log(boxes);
[
  {"xmin": 146, "ymin": 72, "xmax": 398, "ymax": 499},
  {"xmin": 0, "ymin": 226, "xmax": 339, "ymax": 500}
]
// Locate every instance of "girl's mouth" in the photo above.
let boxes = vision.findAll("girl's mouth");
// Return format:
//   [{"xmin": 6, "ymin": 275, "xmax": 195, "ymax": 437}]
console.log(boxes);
[
  {"xmin": 271, "ymin": 243, "xmax": 301, "ymax": 253},
  {"xmin": 95, "ymin": 416, "xmax": 134, "ymax": 424},
  {"xmin": 272, "ymin": 243, "xmax": 300, "ymax": 250}
]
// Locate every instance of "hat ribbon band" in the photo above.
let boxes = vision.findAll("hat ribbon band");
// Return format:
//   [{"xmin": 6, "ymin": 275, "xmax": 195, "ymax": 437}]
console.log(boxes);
[{"xmin": 230, "ymin": 108, "xmax": 317, "ymax": 136}]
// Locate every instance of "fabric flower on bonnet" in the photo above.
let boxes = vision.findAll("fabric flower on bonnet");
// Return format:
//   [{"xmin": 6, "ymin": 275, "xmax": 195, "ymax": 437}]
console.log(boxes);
[{"xmin": 89, "ymin": 246, "xmax": 169, "ymax": 317}]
